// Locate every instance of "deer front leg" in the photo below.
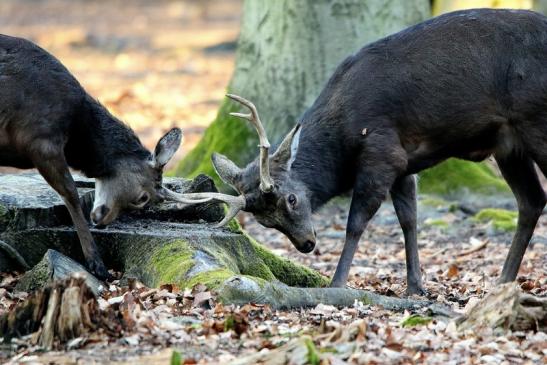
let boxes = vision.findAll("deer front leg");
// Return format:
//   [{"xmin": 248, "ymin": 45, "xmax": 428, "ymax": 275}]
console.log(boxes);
[
  {"xmin": 330, "ymin": 166, "xmax": 397, "ymax": 288},
  {"xmin": 391, "ymin": 175, "xmax": 425, "ymax": 296},
  {"xmin": 32, "ymin": 145, "xmax": 109, "ymax": 280}
]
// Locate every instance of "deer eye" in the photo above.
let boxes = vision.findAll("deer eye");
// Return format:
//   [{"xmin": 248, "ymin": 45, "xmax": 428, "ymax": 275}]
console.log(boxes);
[
  {"xmin": 287, "ymin": 194, "xmax": 297, "ymax": 208},
  {"xmin": 133, "ymin": 192, "xmax": 150, "ymax": 207}
]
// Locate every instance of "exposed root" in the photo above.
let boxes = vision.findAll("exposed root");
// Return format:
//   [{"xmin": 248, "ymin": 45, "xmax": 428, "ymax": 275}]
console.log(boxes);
[
  {"xmin": 0, "ymin": 239, "xmax": 29, "ymax": 270},
  {"xmin": 218, "ymin": 276, "xmax": 456, "ymax": 316}
]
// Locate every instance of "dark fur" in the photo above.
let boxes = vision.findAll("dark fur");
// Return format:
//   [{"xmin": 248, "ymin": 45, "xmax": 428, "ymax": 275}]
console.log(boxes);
[
  {"xmin": 235, "ymin": 9, "xmax": 547, "ymax": 293},
  {"xmin": 0, "ymin": 34, "xmax": 152, "ymax": 278},
  {"xmin": 0, "ymin": 35, "xmax": 150, "ymax": 174}
]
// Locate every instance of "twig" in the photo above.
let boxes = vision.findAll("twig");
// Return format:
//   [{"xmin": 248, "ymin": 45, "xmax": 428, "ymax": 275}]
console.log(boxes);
[{"xmin": 457, "ymin": 239, "xmax": 489, "ymax": 257}]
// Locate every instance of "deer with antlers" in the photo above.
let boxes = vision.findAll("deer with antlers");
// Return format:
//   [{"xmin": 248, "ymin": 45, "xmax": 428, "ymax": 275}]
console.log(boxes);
[{"xmin": 171, "ymin": 9, "xmax": 547, "ymax": 294}]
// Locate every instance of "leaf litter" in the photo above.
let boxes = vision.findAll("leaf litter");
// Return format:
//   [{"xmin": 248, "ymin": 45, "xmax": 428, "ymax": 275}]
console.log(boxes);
[{"xmin": 1, "ymin": 198, "xmax": 546, "ymax": 364}]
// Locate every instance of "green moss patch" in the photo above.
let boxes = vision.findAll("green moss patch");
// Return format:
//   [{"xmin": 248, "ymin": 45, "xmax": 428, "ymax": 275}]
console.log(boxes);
[
  {"xmin": 185, "ymin": 268, "xmax": 235, "ymax": 289},
  {"xmin": 420, "ymin": 197, "xmax": 448, "ymax": 208},
  {"xmin": 419, "ymin": 159, "xmax": 509, "ymax": 196},
  {"xmin": 246, "ymin": 233, "xmax": 329, "ymax": 287},
  {"xmin": 149, "ymin": 240, "xmax": 195, "ymax": 286},
  {"xmin": 473, "ymin": 208, "xmax": 518, "ymax": 232},
  {"xmin": 423, "ymin": 218, "xmax": 449, "ymax": 228},
  {"xmin": 401, "ymin": 314, "xmax": 433, "ymax": 327}
]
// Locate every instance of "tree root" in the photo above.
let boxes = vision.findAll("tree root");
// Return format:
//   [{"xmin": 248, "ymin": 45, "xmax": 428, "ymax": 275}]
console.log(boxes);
[
  {"xmin": 218, "ymin": 276, "xmax": 456, "ymax": 316},
  {"xmin": 0, "ymin": 239, "xmax": 29, "ymax": 270}
]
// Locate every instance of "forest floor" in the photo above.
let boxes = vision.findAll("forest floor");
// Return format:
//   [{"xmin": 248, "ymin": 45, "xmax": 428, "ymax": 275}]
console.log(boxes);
[
  {"xmin": 1, "ymin": 197, "xmax": 546, "ymax": 364},
  {"xmin": 1, "ymin": 1, "xmax": 547, "ymax": 364}
]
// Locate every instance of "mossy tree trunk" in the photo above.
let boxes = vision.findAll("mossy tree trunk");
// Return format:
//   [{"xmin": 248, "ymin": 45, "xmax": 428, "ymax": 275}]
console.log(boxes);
[
  {"xmin": 176, "ymin": 0, "xmax": 430, "ymax": 182},
  {"xmin": 179, "ymin": 0, "xmax": 511, "ymax": 196}
]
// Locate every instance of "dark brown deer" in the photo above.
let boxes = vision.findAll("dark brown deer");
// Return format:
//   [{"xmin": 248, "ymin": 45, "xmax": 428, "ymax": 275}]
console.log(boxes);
[
  {"xmin": 172, "ymin": 9, "xmax": 547, "ymax": 295},
  {"xmin": 0, "ymin": 34, "xmax": 204, "ymax": 279}
]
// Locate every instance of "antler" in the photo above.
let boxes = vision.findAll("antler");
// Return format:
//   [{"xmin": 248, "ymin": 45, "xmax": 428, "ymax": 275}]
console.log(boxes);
[
  {"xmin": 161, "ymin": 189, "xmax": 245, "ymax": 228},
  {"xmin": 162, "ymin": 94, "xmax": 272, "ymax": 227},
  {"xmin": 226, "ymin": 94, "xmax": 274, "ymax": 193}
]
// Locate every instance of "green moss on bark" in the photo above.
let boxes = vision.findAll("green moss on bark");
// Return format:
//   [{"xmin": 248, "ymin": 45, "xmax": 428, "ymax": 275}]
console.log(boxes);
[
  {"xmin": 185, "ymin": 269, "xmax": 235, "ymax": 289},
  {"xmin": 139, "ymin": 229, "xmax": 327, "ymax": 291},
  {"xmin": 149, "ymin": 240, "xmax": 195, "ymax": 286},
  {"xmin": 173, "ymin": 98, "xmax": 257, "ymax": 188},
  {"xmin": 245, "ymin": 233, "xmax": 330, "ymax": 288},
  {"xmin": 418, "ymin": 158, "xmax": 509, "ymax": 196}
]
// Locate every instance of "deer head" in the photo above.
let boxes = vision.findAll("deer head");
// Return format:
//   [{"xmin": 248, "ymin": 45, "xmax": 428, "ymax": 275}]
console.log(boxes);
[
  {"xmin": 165, "ymin": 95, "xmax": 317, "ymax": 253},
  {"xmin": 90, "ymin": 128, "xmax": 212, "ymax": 226}
]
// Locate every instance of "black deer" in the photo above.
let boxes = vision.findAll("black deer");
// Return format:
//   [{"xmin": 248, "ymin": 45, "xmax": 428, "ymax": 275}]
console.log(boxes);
[
  {"xmin": 0, "ymin": 34, "xmax": 203, "ymax": 279},
  {"xmin": 174, "ymin": 9, "xmax": 547, "ymax": 295}
]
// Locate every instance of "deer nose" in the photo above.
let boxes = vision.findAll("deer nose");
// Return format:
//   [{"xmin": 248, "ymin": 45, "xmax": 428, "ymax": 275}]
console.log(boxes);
[
  {"xmin": 298, "ymin": 240, "xmax": 316, "ymax": 254},
  {"xmin": 91, "ymin": 205, "xmax": 110, "ymax": 226}
]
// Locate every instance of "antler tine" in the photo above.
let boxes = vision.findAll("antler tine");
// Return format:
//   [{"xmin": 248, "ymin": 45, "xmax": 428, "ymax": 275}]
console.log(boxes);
[
  {"xmin": 226, "ymin": 94, "xmax": 274, "ymax": 193},
  {"xmin": 162, "ymin": 189, "xmax": 245, "ymax": 228}
]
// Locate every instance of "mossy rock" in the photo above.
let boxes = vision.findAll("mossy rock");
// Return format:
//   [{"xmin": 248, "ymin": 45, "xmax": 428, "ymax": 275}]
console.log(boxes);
[
  {"xmin": 473, "ymin": 208, "xmax": 518, "ymax": 232},
  {"xmin": 418, "ymin": 158, "xmax": 510, "ymax": 196}
]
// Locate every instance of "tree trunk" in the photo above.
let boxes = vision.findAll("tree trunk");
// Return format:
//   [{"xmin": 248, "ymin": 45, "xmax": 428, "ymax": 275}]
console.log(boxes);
[
  {"xmin": 533, "ymin": 0, "xmax": 547, "ymax": 14},
  {"xmin": 433, "ymin": 0, "xmax": 533, "ymax": 16},
  {"xmin": 176, "ymin": 0, "xmax": 430, "ymax": 181}
]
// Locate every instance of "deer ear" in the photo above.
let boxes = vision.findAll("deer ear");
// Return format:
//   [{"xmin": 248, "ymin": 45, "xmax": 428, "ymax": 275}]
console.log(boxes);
[
  {"xmin": 212, "ymin": 153, "xmax": 242, "ymax": 189},
  {"xmin": 272, "ymin": 124, "xmax": 301, "ymax": 170},
  {"xmin": 153, "ymin": 128, "xmax": 182, "ymax": 169}
]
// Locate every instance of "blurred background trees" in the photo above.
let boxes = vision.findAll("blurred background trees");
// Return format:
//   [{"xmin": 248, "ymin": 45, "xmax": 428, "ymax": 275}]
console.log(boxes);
[
  {"xmin": 176, "ymin": 0, "xmax": 518, "ymax": 196},
  {"xmin": 176, "ymin": 0, "xmax": 430, "ymax": 181}
]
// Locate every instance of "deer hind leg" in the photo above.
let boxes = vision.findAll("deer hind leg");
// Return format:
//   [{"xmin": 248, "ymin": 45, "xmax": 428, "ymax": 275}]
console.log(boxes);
[
  {"xmin": 495, "ymin": 151, "xmax": 546, "ymax": 283},
  {"xmin": 30, "ymin": 140, "xmax": 109, "ymax": 280},
  {"xmin": 391, "ymin": 174, "xmax": 425, "ymax": 296}
]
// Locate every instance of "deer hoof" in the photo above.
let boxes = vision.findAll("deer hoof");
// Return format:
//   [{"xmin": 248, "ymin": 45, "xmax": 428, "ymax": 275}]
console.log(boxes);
[
  {"xmin": 87, "ymin": 258, "xmax": 111, "ymax": 281},
  {"xmin": 406, "ymin": 284, "xmax": 427, "ymax": 297}
]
